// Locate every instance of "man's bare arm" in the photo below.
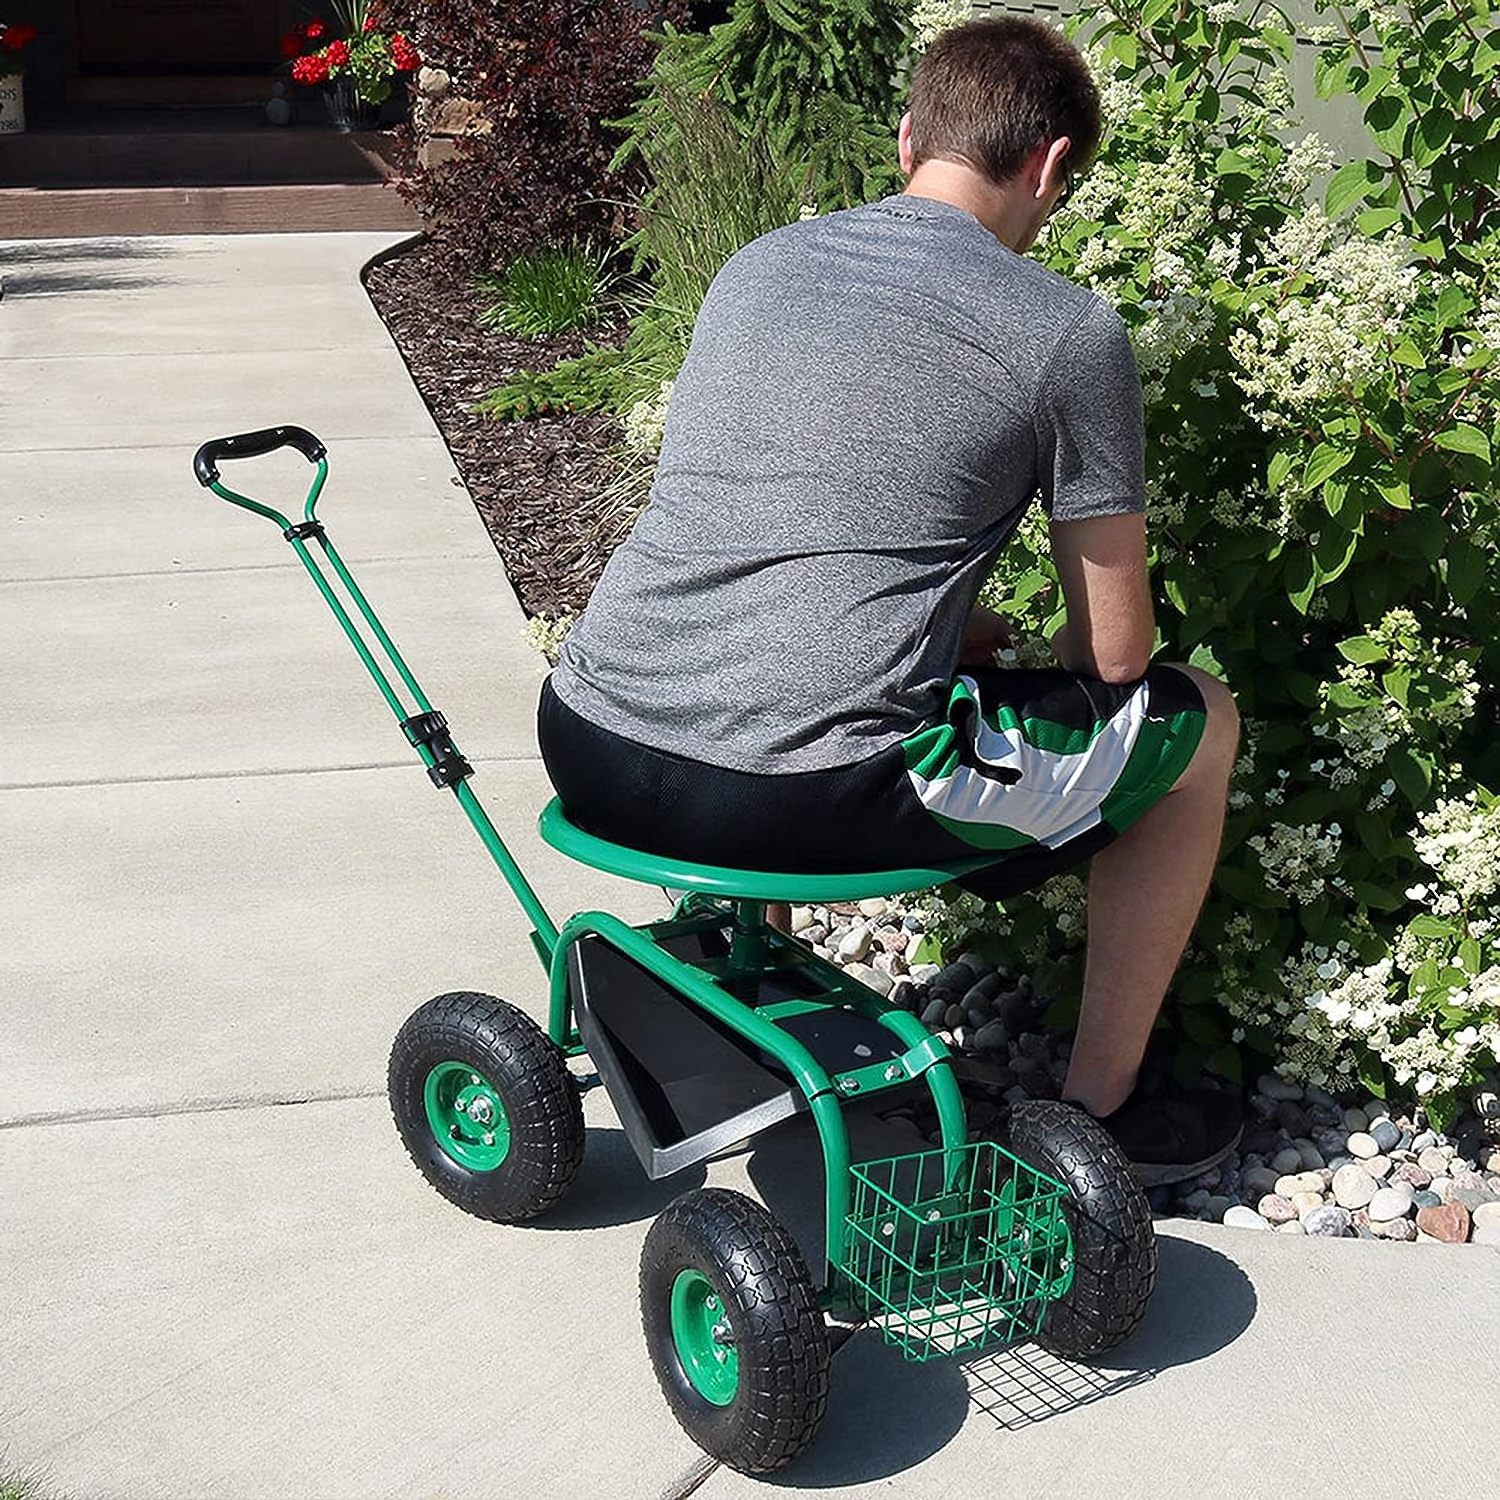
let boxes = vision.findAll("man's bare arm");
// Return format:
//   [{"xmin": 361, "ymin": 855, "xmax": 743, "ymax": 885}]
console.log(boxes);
[{"xmin": 1048, "ymin": 513, "xmax": 1155, "ymax": 683}]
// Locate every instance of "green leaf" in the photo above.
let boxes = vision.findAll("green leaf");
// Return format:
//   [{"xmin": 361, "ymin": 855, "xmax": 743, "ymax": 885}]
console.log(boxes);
[
  {"xmin": 1304, "ymin": 441, "xmax": 1354, "ymax": 489},
  {"xmin": 1205, "ymin": 1044, "xmax": 1243, "ymax": 1085},
  {"xmin": 1326, "ymin": 159, "xmax": 1382, "ymax": 217},
  {"xmin": 1434, "ymin": 423, "xmax": 1491, "ymax": 460},
  {"xmin": 1141, "ymin": 0, "xmax": 1176, "ymax": 28},
  {"xmin": 1436, "ymin": 282, "xmax": 1473, "ymax": 333},
  {"xmin": 1460, "ymin": 937, "xmax": 1482, "ymax": 975},
  {"xmin": 1446, "ymin": 539, "xmax": 1485, "ymax": 604},
  {"xmin": 1408, "ymin": 914, "xmax": 1454, "ymax": 939},
  {"xmin": 1267, "ymin": 445, "xmax": 1296, "ymax": 493},
  {"xmin": 1215, "ymin": 864, "xmax": 1270, "ymax": 905},
  {"xmin": 1411, "ymin": 110, "xmax": 1455, "ymax": 168},
  {"xmin": 1382, "ymin": 667, "xmax": 1412, "ymax": 707},
  {"xmin": 1350, "ymin": 880, "xmax": 1403, "ymax": 912},
  {"xmin": 908, "ymin": 933, "xmax": 941, "ymax": 966},
  {"xmin": 1337, "ymin": 635, "xmax": 1387, "ymax": 666},
  {"xmin": 1390, "ymin": 747, "xmax": 1432, "ymax": 804},
  {"xmin": 1387, "ymin": 338, "xmax": 1425, "ymax": 369},
  {"xmin": 1178, "ymin": 1006, "xmax": 1222, "ymax": 1047},
  {"xmin": 1216, "ymin": 148, "xmax": 1259, "ymax": 178},
  {"xmin": 1356, "ymin": 205, "xmax": 1403, "ymax": 235},
  {"xmin": 1284, "ymin": 547, "xmax": 1318, "ymax": 613},
  {"xmin": 1365, "ymin": 95, "xmax": 1412, "ymax": 155},
  {"xmin": 1357, "ymin": 1056, "xmax": 1387, "ymax": 1098},
  {"xmin": 1313, "ymin": 524, "xmax": 1361, "ymax": 588}
]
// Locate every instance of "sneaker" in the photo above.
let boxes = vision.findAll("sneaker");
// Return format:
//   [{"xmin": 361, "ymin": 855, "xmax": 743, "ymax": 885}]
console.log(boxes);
[{"xmin": 1083, "ymin": 1080, "xmax": 1244, "ymax": 1188}]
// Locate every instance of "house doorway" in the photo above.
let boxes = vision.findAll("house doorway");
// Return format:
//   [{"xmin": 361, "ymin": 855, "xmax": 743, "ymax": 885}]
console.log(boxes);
[{"xmin": 75, "ymin": 0, "xmax": 280, "ymax": 74}]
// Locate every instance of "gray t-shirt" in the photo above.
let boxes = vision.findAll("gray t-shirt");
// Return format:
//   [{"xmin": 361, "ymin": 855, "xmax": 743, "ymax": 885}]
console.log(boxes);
[{"xmin": 551, "ymin": 191, "xmax": 1145, "ymax": 774}]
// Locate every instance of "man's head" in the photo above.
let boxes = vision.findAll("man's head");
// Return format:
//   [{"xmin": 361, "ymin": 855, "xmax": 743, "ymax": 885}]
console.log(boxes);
[{"xmin": 897, "ymin": 16, "xmax": 1101, "ymax": 253}]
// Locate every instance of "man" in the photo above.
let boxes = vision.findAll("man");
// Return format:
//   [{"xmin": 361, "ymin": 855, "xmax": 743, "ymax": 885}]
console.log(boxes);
[{"xmin": 540, "ymin": 16, "xmax": 1243, "ymax": 1183}]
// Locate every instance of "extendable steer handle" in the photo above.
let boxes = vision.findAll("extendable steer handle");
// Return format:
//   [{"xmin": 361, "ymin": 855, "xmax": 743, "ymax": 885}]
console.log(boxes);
[{"xmin": 192, "ymin": 425, "xmax": 327, "ymax": 487}]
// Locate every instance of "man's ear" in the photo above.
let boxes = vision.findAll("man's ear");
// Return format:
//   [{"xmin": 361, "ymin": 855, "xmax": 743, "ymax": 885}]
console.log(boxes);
[
  {"xmin": 1036, "ymin": 135, "xmax": 1073, "ymax": 200},
  {"xmin": 898, "ymin": 111, "xmax": 913, "ymax": 176}
]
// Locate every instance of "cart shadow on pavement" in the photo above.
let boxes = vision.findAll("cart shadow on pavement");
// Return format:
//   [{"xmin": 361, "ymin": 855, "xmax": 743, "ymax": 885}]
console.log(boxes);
[
  {"xmin": 525, "ymin": 1125, "xmax": 710, "ymax": 1232},
  {"xmin": 742, "ymin": 1121, "xmax": 1259, "ymax": 1487}
]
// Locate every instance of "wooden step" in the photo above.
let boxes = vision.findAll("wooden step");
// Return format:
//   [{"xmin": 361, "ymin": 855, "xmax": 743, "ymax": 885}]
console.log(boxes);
[
  {"xmin": 0, "ymin": 112, "xmax": 404, "ymax": 189},
  {"xmin": 0, "ymin": 182, "xmax": 421, "ymax": 238}
]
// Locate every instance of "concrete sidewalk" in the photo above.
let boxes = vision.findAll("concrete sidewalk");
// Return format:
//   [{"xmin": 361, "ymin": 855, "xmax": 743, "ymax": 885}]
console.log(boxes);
[{"xmin": 2, "ymin": 234, "xmax": 1496, "ymax": 1500}]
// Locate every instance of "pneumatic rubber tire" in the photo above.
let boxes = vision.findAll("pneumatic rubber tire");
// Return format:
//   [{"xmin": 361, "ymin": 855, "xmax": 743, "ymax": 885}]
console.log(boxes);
[
  {"xmin": 1003, "ymin": 1099, "xmax": 1157, "ymax": 1358},
  {"xmin": 389, "ymin": 990, "xmax": 584, "ymax": 1222},
  {"xmin": 640, "ymin": 1188, "xmax": 830, "ymax": 1474}
]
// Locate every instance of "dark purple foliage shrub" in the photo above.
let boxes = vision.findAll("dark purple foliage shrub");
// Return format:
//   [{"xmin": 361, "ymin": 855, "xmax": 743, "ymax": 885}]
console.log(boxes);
[{"xmin": 389, "ymin": 0, "xmax": 691, "ymax": 267}]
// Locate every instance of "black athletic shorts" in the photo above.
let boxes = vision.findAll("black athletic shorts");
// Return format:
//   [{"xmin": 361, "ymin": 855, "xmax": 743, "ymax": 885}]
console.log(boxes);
[{"xmin": 537, "ymin": 666, "xmax": 1205, "ymax": 900}]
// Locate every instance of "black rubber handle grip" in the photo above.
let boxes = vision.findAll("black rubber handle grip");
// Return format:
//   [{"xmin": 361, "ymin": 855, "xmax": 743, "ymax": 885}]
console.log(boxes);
[{"xmin": 193, "ymin": 425, "xmax": 327, "ymax": 487}]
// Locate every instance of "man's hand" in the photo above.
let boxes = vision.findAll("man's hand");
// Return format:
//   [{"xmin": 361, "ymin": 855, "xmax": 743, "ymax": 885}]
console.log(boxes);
[{"xmin": 959, "ymin": 603, "xmax": 1015, "ymax": 666}]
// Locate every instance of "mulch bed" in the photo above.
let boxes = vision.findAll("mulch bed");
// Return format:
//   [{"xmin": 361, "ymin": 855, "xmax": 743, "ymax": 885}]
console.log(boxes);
[{"xmin": 364, "ymin": 237, "xmax": 630, "ymax": 617}]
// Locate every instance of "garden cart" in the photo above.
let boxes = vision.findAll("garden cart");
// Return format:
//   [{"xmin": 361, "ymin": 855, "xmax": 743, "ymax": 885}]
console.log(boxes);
[{"xmin": 193, "ymin": 427, "xmax": 1158, "ymax": 1474}]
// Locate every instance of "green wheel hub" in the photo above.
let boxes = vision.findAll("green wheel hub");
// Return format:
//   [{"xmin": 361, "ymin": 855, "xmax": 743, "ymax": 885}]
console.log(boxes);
[
  {"xmin": 669, "ymin": 1269, "xmax": 739, "ymax": 1406},
  {"xmin": 424, "ymin": 1060, "xmax": 511, "ymax": 1171}
]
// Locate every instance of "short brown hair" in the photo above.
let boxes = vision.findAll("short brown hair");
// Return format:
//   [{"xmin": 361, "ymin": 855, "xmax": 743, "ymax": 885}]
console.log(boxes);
[{"xmin": 907, "ymin": 16, "xmax": 1102, "ymax": 187}]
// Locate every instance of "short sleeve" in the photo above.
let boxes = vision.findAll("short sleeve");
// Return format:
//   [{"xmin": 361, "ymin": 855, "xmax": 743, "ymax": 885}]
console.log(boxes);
[{"xmin": 1032, "ymin": 298, "xmax": 1145, "ymax": 523}]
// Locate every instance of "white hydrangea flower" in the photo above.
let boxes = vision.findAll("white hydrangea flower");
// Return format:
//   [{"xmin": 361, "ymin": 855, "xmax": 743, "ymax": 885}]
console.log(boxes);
[
  {"xmin": 622, "ymin": 377, "xmax": 675, "ymax": 455},
  {"xmin": 1120, "ymin": 150, "xmax": 1217, "ymax": 251},
  {"xmin": 525, "ymin": 612, "xmax": 575, "ymax": 664},
  {"xmin": 1474, "ymin": 287, "xmax": 1500, "ymax": 351},
  {"xmin": 909, "ymin": 0, "xmax": 970, "ymax": 51},
  {"xmin": 1246, "ymin": 820, "xmax": 1343, "ymax": 903},
  {"xmin": 1232, "ymin": 210, "xmax": 1420, "ymax": 425},
  {"xmin": 1415, "ymin": 794, "xmax": 1500, "ymax": 908},
  {"xmin": 1278, "ymin": 133, "xmax": 1338, "ymax": 198}
]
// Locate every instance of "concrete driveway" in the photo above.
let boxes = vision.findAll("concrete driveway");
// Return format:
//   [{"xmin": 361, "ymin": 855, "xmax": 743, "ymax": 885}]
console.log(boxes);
[{"xmin": 2, "ymin": 233, "xmax": 1496, "ymax": 1500}]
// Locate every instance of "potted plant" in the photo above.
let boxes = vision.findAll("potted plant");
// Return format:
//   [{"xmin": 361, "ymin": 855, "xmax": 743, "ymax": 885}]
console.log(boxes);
[
  {"xmin": 0, "ymin": 19, "xmax": 37, "ymax": 135},
  {"xmin": 283, "ymin": 2, "xmax": 420, "ymax": 132}
]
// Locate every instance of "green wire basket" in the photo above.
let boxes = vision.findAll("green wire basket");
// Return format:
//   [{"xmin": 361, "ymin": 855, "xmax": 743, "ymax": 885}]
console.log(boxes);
[{"xmin": 838, "ymin": 1139, "xmax": 1074, "ymax": 1361}]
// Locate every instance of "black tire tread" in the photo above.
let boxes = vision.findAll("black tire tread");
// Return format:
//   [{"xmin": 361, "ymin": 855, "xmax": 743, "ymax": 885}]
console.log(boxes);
[
  {"xmin": 641, "ymin": 1187, "xmax": 829, "ymax": 1474},
  {"xmin": 388, "ymin": 990, "xmax": 584, "ymax": 1223},
  {"xmin": 1005, "ymin": 1099, "xmax": 1157, "ymax": 1358}
]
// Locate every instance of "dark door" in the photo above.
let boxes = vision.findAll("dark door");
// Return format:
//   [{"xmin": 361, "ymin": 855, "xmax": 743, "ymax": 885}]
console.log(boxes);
[{"xmin": 77, "ymin": 0, "xmax": 281, "ymax": 73}]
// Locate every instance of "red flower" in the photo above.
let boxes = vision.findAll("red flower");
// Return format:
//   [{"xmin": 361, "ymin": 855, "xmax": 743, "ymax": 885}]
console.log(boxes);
[
  {"xmin": 326, "ymin": 38, "xmax": 349, "ymax": 67},
  {"xmin": 304, "ymin": 18, "xmax": 326, "ymax": 40},
  {"xmin": 1, "ymin": 22, "xmax": 39, "ymax": 51},
  {"xmin": 390, "ymin": 33, "xmax": 420, "ymax": 71},
  {"xmin": 279, "ymin": 29, "xmax": 305, "ymax": 59},
  {"xmin": 362, "ymin": 14, "xmax": 379, "ymax": 31},
  {"xmin": 291, "ymin": 52, "xmax": 330, "ymax": 85}
]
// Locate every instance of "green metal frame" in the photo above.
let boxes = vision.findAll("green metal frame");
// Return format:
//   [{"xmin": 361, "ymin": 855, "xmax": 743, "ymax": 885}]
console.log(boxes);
[{"xmin": 203, "ymin": 449, "xmax": 1070, "ymax": 1355}]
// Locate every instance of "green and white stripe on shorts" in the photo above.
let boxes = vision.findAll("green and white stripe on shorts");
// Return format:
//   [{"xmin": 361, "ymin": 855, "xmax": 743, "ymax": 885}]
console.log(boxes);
[{"xmin": 900, "ymin": 665, "xmax": 1206, "ymax": 854}]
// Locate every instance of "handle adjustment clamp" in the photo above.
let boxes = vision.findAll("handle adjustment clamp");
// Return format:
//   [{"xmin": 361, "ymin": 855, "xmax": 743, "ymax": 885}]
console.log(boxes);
[{"xmin": 400, "ymin": 710, "xmax": 474, "ymax": 789}]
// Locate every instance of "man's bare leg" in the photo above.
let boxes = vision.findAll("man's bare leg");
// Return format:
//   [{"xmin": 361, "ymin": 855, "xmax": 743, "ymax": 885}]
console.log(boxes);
[{"xmin": 1062, "ymin": 666, "xmax": 1240, "ymax": 1116}]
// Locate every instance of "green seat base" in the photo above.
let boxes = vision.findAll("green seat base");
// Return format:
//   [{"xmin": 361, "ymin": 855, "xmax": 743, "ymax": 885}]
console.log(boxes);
[{"xmin": 538, "ymin": 797, "xmax": 995, "ymax": 902}]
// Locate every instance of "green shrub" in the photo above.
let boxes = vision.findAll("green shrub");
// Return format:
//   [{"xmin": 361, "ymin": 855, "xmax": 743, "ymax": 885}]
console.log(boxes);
[
  {"xmin": 919, "ymin": 0, "xmax": 1500, "ymax": 1122},
  {"xmin": 476, "ymin": 345, "xmax": 628, "ymax": 419},
  {"xmin": 481, "ymin": 77, "xmax": 807, "ymax": 445},
  {"xmin": 476, "ymin": 243, "xmax": 622, "ymax": 338},
  {"xmin": 482, "ymin": 1, "xmax": 921, "ymax": 430},
  {"xmin": 607, "ymin": 1, "xmax": 918, "ymax": 214}
]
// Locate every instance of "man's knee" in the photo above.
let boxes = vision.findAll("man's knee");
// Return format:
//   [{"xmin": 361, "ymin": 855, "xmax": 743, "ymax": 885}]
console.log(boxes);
[{"xmin": 1166, "ymin": 662, "xmax": 1240, "ymax": 772}]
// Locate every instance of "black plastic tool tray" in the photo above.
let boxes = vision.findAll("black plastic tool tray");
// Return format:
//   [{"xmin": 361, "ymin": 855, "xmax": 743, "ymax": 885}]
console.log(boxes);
[{"xmin": 568, "ymin": 928, "xmax": 907, "ymax": 1180}]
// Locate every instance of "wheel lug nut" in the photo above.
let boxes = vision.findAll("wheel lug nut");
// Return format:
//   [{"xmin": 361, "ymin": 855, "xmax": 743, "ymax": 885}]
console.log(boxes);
[{"xmin": 482, "ymin": 1132, "xmax": 495, "ymax": 1146}]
